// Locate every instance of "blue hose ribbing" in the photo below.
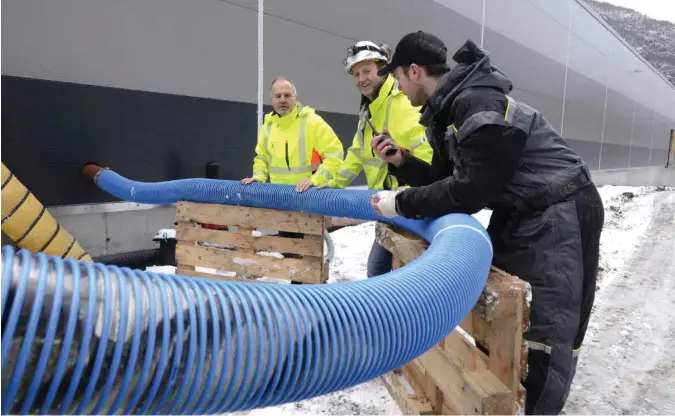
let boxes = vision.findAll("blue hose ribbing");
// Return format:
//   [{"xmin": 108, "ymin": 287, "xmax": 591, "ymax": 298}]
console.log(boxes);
[{"xmin": 1, "ymin": 169, "xmax": 493, "ymax": 414}]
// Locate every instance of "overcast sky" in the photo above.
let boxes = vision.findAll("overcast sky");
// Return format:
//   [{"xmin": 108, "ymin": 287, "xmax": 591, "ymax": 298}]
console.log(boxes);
[{"xmin": 602, "ymin": 0, "xmax": 675, "ymax": 23}]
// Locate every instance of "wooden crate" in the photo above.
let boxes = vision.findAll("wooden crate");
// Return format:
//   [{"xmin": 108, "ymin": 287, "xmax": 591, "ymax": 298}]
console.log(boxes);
[
  {"xmin": 174, "ymin": 201, "xmax": 330, "ymax": 283},
  {"xmin": 376, "ymin": 223, "xmax": 531, "ymax": 415}
]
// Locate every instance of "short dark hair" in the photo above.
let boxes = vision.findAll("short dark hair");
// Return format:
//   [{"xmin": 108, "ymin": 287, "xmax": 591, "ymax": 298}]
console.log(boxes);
[{"xmin": 402, "ymin": 63, "xmax": 451, "ymax": 78}]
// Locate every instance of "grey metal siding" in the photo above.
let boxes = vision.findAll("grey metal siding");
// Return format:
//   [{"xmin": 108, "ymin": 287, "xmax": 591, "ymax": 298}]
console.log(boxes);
[{"xmin": 2, "ymin": 0, "xmax": 675, "ymax": 196}]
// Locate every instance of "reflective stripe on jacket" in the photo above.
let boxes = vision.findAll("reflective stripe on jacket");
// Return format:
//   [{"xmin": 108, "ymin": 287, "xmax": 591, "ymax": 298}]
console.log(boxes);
[
  {"xmin": 252, "ymin": 103, "xmax": 344, "ymax": 186},
  {"xmin": 328, "ymin": 75, "xmax": 433, "ymax": 190}
]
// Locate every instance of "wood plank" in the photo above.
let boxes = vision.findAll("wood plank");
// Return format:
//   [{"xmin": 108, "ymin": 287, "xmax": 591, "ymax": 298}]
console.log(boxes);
[
  {"xmin": 416, "ymin": 345, "xmax": 514, "ymax": 415},
  {"xmin": 444, "ymin": 329, "xmax": 489, "ymax": 372},
  {"xmin": 459, "ymin": 312, "xmax": 525, "ymax": 407},
  {"xmin": 379, "ymin": 222, "xmax": 531, "ymax": 413},
  {"xmin": 375, "ymin": 222, "xmax": 428, "ymax": 264},
  {"xmin": 176, "ymin": 222, "xmax": 324, "ymax": 257},
  {"xmin": 441, "ymin": 401, "xmax": 460, "ymax": 415},
  {"xmin": 400, "ymin": 364, "xmax": 428, "ymax": 400},
  {"xmin": 487, "ymin": 291, "xmax": 525, "ymax": 398},
  {"xmin": 378, "ymin": 223, "xmax": 532, "ymax": 321},
  {"xmin": 474, "ymin": 267, "xmax": 531, "ymax": 323},
  {"xmin": 401, "ymin": 361, "xmax": 444, "ymax": 414},
  {"xmin": 176, "ymin": 201, "xmax": 325, "ymax": 235},
  {"xmin": 380, "ymin": 372, "xmax": 435, "ymax": 415},
  {"xmin": 176, "ymin": 263, "xmax": 246, "ymax": 281},
  {"xmin": 175, "ymin": 242, "xmax": 323, "ymax": 283}
]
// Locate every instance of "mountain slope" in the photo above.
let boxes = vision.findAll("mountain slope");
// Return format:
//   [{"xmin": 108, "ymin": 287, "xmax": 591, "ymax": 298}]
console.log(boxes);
[{"xmin": 585, "ymin": 0, "xmax": 675, "ymax": 86}]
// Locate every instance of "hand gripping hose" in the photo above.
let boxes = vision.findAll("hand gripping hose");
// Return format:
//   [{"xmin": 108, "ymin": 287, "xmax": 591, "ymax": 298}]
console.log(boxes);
[{"xmin": 1, "ymin": 166, "xmax": 493, "ymax": 415}]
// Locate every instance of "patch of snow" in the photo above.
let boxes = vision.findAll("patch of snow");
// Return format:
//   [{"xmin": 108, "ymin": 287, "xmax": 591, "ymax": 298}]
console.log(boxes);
[
  {"xmin": 145, "ymin": 265, "xmax": 176, "ymax": 274},
  {"xmin": 564, "ymin": 186, "xmax": 675, "ymax": 414},
  {"xmin": 326, "ymin": 222, "xmax": 375, "ymax": 284},
  {"xmin": 594, "ymin": 185, "xmax": 658, "ymax": 290},
  {"xmin": 233, "ymin": 379, "xmax": 401, "ymax": 416},
  {"xmin": 200, "ymin": 241, "xmax": 232, "ymax": 249},
  {"xmin": 153, "ymin": 228, "xmax": 176, "ymax": 240},
  {"xmin": 257, "ymin": 251, "xmax": 284, "ymax": 259},
  {"xmin": 256, "ymin": 276, "xmax": 291, "ymax": 284},
  {"xmin": 232, "ymin": 257, "xmax": 258, "ymax": 266},
  {"xmin": 455, "ymin": 325, "xmax": 476, "ymax": 346},
  {"xmin": 194, "ymin": 266, "xmax": 236, "ymax": 277}
]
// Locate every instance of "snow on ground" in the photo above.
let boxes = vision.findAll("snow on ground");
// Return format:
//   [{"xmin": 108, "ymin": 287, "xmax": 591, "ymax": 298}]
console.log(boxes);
[
  {"xmin": 145, "ymin": 185, "xmax": 675, "ymax": 415},
  {"xmin": 563, "ymin": 185, "xmax": 675, "ymax": 415}
]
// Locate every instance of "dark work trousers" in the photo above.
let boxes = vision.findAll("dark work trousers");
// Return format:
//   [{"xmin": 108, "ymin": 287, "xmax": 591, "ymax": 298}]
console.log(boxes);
[
  {"xmin": 487, "ymin": 184, "xmax": 604, "ymax": 415},
  {"xmin": 367, "ymin": 239, "xmax": 393, "ymax": 277},
  {"xmin": 277, "ymin": 231, "xmax": 305, "ymax": 285}
]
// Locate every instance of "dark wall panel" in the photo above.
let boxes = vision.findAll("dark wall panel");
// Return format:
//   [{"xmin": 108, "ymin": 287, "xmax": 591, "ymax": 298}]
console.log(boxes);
[
  {"xmin": 566, "ymin": 138, "xmax": 600, "ymax": 171},
  {"xmin": 629, "ymin": 146, "xmax": 651, "ymax": 167},
  {"xmin": 600, "ymin": 142, "xmax": 630, "ymax": 169},
  {"xmin": 1, "ymin": 75, "xmax": 360, "ymax": 207}
]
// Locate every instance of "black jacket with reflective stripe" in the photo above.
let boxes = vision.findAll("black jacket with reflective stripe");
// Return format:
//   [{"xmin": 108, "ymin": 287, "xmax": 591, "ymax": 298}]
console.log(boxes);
[{"xmin": 390, "ymin": 39, "xmax": 589, "ymax": 219}]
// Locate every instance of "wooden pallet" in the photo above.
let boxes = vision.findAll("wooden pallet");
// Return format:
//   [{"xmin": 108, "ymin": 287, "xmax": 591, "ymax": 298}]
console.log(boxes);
[
  {"xmin": 174, "ymin": 201, "xmax": 329, "ymax": 283},
  {"xmin": 376, "ymin": 223, "xmax": 531, "ymax": 415}
]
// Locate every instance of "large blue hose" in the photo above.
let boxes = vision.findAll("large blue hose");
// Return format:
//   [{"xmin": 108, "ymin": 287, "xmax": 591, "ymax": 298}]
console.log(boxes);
[{"xmin": 1, "ymin": 168, "xmax": 492, "ymax": 414}]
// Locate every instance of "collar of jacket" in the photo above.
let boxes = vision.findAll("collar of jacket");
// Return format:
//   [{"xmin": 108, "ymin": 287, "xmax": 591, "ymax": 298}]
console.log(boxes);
[
  {"xmin": 419, "ymin": 38, "xmax": 513, "ymax": 127},
  {"xmin": 360, "ymin": 74, "xmax": 397, "ymax": 114},
  {"xmin": 266, "ymin": 102, "xmax": 312, "ymax": 127}
]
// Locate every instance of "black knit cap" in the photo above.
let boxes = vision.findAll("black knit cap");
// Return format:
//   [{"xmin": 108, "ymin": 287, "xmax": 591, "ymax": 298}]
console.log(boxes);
[{"xmin": 378, "ymin": 30, "xmax": 448, "ymax": 76}]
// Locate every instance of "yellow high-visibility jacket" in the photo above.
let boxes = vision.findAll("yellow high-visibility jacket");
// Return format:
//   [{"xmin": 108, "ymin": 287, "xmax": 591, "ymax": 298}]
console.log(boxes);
[
  {"xmin": 328, "ymin": 75, "xmax": 433, "ymax": 190},
  {"xmin": 252, "ymin": 103, "xmax": 344, "ymax": 186}
]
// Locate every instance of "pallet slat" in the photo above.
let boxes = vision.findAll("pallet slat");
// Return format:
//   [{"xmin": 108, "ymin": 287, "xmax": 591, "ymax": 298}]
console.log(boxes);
[
  {"xmin": 416, "ymin": 346, "xmax": 514, "ymax": 415},
  {"xmin": 375, "ymin": 222, "xmax": 531, "ymax": 415},
  {"xmin": 176, "ymin": 242, "xmax": 324, "ymax": 283},
  {"xmin": 381, "ymin": 372, "xmax": 435, "ymax": 415},
  {"xmin": 176, "ymin": 222, "xmax": 324, "ymax": 257},
  {"xmin": 176, "ymin": 201, "xmax": 325, "ymax": 235}
]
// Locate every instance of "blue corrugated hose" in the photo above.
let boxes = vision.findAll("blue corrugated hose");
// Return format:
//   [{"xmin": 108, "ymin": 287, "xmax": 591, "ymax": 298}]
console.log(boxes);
[{"xmin": 1, "ymin": 168, "xmax": 493, "ymax": 414}]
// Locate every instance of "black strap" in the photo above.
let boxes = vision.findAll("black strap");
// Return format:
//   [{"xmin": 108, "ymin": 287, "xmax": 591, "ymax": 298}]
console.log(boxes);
[{"xmin": 512, "ymin": 168, "xmax": 591, "ymax": 215}]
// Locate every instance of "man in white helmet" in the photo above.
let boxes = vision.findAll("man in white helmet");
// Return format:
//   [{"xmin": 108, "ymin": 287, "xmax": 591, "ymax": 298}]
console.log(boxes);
[{"xmin": 326, "ymin": 40, "xmax": 433, "ymax": 277}]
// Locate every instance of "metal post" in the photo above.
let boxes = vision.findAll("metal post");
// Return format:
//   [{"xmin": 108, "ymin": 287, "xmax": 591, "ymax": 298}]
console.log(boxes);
[
  {"xmin": 257, "ymin": 0, "xmax": 264, "ymax": 133},
  {"xmin": 628, "ymin": 86, "xmax": 637, "ymax": 167},
  {"xmin": 598, "ymin": 48, "xmax": 613, "ymax": 170},
  {"xmin": 648, "ymin": 111, "xmax": 656, "ymax": 166},
  {"xmin": 560, "ymin": 0, "xmax": 574, "ymax": 137},
  {"xmin": 480, "ymin": 0, "xmax": 486, "ymax": 48},
  {"xmin": 627, "ymin": 69, "xmax": 642, "ymax": 167}
]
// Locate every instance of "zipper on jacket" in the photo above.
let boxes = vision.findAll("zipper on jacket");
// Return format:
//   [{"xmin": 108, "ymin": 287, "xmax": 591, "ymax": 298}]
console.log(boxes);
[{"xmin": 285, "ymin": 141, "xmax": 291, "ymax": 171}]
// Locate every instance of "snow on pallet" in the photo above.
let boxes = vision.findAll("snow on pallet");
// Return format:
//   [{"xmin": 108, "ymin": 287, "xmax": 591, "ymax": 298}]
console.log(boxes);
[
  {"xmin": 376, "ymin": 223, "xmax": 531, "ymax": 415},
  {"xmin": 174, "ymin": 201, "xmax": 329, "ymax": 283}
]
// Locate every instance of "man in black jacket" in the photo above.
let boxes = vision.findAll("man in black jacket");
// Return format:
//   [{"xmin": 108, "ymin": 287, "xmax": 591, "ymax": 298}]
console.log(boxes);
[{"xmin": 370, "ymin": 31, "xmax": 605, "ymax": 415}]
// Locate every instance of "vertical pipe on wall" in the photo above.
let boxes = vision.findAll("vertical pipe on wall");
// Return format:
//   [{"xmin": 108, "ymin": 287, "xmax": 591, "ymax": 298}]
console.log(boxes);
[
  {"xmin": 560, "ymin": 0, "xmax": 574, "ymax": 137},
  {"xmin": 257, "ymin": 0, "xmax": 264, "ymax": 134},
  {"xmin": 480, "ymin": 0, "xmax": 486, "ymax": 48},
  {"xmin": 598, "ymin": 47, "xmax": 613, "ymax": 170},
  {"xmin": 628, "ymin": 78, "xmax": 638, "ymax": 167},
  {"xmin": 648, "ymin": 110, "xmax": 656, "ymax": 166}
]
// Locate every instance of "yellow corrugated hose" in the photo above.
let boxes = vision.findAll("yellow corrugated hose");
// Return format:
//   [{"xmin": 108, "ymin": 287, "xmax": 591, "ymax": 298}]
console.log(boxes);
[{"xmin": 1, "ymin": 162, "xmax": 93, "ymax": 262}]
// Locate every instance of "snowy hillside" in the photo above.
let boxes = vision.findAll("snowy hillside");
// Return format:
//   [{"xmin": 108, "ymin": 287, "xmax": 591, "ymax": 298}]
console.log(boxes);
[{"xmin": 586, "ymin": 0, "xmax": 675, "ymax": 85}]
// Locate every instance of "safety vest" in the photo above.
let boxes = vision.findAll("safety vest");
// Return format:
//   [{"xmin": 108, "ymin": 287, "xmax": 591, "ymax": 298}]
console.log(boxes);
[
  {"xmin": 252, "ymin": 103, "xmax": 344, "ymax": 186},
  {"xmin": 329, "ymin": 75, "xmax": 433, "ymax": 190}
]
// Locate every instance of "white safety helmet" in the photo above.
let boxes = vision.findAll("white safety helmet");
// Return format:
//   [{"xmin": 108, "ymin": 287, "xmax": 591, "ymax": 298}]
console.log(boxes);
[{"xmin": 344, "ymin": 41, "xmax": 391, "ymax": 74}]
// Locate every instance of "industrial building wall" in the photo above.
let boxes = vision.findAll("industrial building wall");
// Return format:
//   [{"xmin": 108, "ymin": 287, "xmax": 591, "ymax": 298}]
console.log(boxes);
[{"xmin": 2, "ymin": 0, "xmax": 675, "ymax": 209}]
